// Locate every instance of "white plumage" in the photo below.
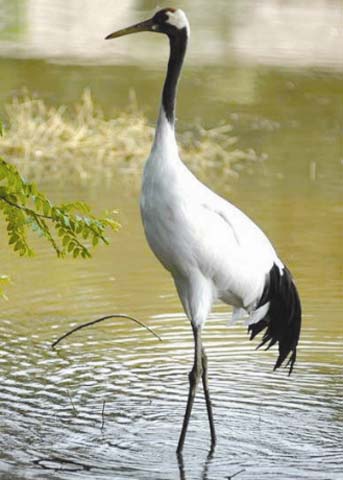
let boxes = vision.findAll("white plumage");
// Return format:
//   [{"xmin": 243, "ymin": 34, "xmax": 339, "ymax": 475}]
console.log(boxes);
[
  {"xmin": 106, "ymin": 7, "xmax": 301, "ymax": 454},
  {"xmin": 141, "ymin": 109, "xmax": 282, "ymax": 328}
]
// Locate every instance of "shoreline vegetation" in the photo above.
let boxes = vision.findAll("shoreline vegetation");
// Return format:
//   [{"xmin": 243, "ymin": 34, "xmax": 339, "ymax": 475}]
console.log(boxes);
[
  {"xmin": 0, "ymin": 90, "xmax": 261, "ymax": 187},
  {"xmin": 0, "ymin": 110, "xmax": 119, "ymax": 291}
]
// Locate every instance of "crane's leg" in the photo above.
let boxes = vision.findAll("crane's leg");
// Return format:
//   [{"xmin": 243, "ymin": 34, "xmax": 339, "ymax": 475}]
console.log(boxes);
[
  {"xmin": 176, "ymin": 324, "xmax": 202, "ymax": 453},
  {"xmin": 201, "ymin": 347, "xmax": 216, "ymax": 450}
]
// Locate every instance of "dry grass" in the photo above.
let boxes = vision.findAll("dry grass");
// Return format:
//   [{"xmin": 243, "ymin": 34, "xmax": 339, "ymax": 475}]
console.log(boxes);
[{"xmin": 0, "ymin": 90, "xmax": 261, "ymax": 187}]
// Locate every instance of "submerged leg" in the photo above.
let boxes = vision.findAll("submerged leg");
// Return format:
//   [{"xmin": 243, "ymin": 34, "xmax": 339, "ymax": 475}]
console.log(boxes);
[
  {"xmin": 176, "ymin": 325, "xmax": 203, "ymax": 453},
  {"xmin": 201, "ymin": 347, "xmax": 216, "ymax": 451}
]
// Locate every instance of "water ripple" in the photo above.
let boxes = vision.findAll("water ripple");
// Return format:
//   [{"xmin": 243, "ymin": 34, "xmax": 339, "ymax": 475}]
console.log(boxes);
[{"xmin": 1, "ymin": 305, "xmax": 342, "ymax": 480}]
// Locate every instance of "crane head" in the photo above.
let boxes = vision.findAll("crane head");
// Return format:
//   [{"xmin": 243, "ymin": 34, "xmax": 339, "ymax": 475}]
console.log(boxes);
[{"xmin": 105, "ymin": 8, "xmax": 190, "ymax": 41}]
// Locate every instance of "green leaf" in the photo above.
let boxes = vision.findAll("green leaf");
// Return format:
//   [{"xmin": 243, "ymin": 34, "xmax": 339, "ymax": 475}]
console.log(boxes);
[
  {"xmin": 82, "ymin": 228, "xmax": 89, "ymax": 239},
  {"xmin": 14, "ymin": 240, "xmax": 23, "ymax": 252},
  {"xmin": 43, "ymin": 200, "xmax": 51, "ymax": 216},
  {"xmin": 34, "ymin": 196, "xmax": 42, "ymax": 211},
  {"xmin": 92, "ymin": 235, "xmax": 99, "ymax": 247},
  {"xmin": 62, "ymin": 215, "xmax": 70, "ymax": 228},
  {"xmin": 62, "ymin": 235, "xmax": 70, "ymax": 247},
  {"xmin": 9, "ymin": 234, "xmax": 18, "ymax": 245},
  {"xmin": 0, "ymin": 274, "xmax": 10, "ymax": 299},
  {"xmin": 76, "ymin": 223, "xmax": 83, "ymax": 234}
]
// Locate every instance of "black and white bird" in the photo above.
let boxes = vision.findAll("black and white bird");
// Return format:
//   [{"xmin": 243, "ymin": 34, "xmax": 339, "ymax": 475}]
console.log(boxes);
[{"xmin": 106, "ymin": 8, "xmax": 301, "ymax": 453}]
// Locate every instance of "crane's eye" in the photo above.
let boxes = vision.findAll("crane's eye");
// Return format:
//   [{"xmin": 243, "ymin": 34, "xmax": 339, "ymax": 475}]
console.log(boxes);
[{"xmin": 152, "ymin": 10, "xmax": 170, "ymax": 26}]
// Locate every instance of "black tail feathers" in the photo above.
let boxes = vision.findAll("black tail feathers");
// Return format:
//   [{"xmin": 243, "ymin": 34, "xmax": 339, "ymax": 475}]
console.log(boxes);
[{"xmin": 248, "ymin": 263, "xmax": 301, "ymax": 375}]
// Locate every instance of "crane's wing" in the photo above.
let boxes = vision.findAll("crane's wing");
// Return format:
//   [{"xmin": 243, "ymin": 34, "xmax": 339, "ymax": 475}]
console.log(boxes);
[
  {"xmin": 198, "ymin": 185, "xmax": 301, "ymax": 374},
  {"xmin": 195, "ymin": 185, "xmax": 283, "ymax": 302}
]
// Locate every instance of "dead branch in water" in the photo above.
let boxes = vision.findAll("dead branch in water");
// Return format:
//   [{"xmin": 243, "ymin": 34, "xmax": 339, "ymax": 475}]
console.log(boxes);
[
  {"xmin": 101, "ymin": 400, "xmax": 106, "ymax": 432},
  {"xmin": 227, "ymin": 469, "xmax": 245, "ymax": 479},
  {"xmin": 51, "ymin": 313, "xmax": 162, "ymax": 349},
  {"xmin": 67, "ymin": 390, "xmax": 78, "ymax": 416}
]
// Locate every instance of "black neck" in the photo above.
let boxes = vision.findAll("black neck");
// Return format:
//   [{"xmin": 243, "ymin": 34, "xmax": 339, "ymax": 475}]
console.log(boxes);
[{"xmin": 162, "ymin": 28, "xmax": 188, "ymax": 125}]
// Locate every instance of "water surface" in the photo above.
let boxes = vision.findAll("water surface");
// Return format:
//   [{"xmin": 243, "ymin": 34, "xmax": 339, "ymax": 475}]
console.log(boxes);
[{"xmin": 0, "ymin": 1, "xmax": 342, "ymax": 479}]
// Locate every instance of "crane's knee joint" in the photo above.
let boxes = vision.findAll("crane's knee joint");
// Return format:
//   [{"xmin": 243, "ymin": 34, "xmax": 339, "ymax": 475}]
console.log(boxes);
[
  {"xmin": 201, "ymin": 350, "xmax": 208, "ymax": 369},
  {"xmin": 189, "ymin": 365, "xmax": 202, "ymax": 385}
]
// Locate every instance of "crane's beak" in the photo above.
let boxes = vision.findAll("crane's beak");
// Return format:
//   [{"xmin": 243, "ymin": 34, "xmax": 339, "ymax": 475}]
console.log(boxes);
[{"xmin": 105, "ymin": 18, "xmax": 155, "ymax": 40}]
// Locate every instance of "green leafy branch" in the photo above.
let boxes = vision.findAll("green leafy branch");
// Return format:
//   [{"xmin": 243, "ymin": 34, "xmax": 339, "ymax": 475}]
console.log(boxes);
[
  {"xmin": 0, "ymin": 157, "xmax": 119, "ymax": 259},
  {"xmin": 0, "ymin": 119, "xmax": 119, "ymax": 297}
]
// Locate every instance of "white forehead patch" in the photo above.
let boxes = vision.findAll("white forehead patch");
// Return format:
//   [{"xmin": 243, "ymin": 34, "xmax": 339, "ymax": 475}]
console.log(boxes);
[{"xmin": 166, "ymin": 9, "xmax": 190, "ymax": 34}]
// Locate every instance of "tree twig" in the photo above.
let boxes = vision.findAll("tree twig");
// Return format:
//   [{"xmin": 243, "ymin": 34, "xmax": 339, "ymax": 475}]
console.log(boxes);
[
  {"xmin": 101, "ymin": 400, "xmax": 106, "ymax": 432},
  {"xmin": 51, "ymin": 314, "xmax": 162, "ymax": 349},
  {"xmin": 227, "ymin": 469, "xmax": 245, "ymax": 479},
  {"xmin": 67, "ymin": 390, "xmax": 78, "ymax": 416},
  {"xmin": 0, "ymin": 195, "xmax": 110, "ymax": 246},
  {"xmin": 0, "ymin": 194, "xmax": 51, "ymax": 220}
]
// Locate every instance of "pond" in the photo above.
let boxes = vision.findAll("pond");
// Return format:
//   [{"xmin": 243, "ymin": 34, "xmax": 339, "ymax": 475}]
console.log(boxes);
[{"xmin": 0, "ymin": 1, "xmax": 342, "ymax": 479}]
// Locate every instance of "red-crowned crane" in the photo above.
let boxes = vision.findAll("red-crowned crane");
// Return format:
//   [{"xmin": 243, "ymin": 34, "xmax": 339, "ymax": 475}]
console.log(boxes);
[{"xmin": 105, "ymin": 8, "xmax": 301, "ymax": 454}]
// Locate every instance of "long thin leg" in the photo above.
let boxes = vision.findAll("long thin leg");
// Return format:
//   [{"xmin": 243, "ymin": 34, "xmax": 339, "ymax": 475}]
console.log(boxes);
[
  {"xmin": 177, "ymin": 445, "xmax": 215, "ymax": 480},
  {"xmin": 201, "ymin": 347, "xmax": 216, "ymax": 451},
  {"xmin": 176, "ymin": 325, "xmax": 203, "ymax": 454}
]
